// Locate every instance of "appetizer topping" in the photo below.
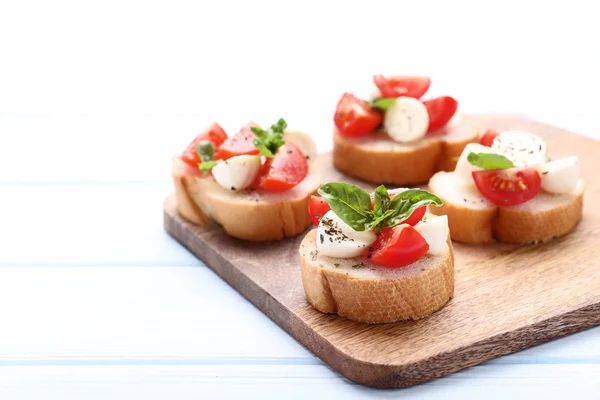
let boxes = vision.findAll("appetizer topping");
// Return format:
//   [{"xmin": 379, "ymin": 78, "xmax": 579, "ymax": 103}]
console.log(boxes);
[
  {"xmin": 250, "ymin": 119, "xmax": 287, "ymax": 158},
  {"xmin": 423, "ymin": 96, "xmax": 459, "ymax": 133},
  {"xmin": 335, "ymin": 75, "xmax": 457, "ymax": 138},
  {"xmin": 414, "ymin": 215, "xmax": 449, "ymax": 255},
  {"xmin": 196, "ymin": 141, "xmax": 218, "ymax": 173},
  {"xmin": 373, "ymin": 75, "xmax": 431, "ymax": 99},
  {"xmin": 472, "ymin": 166, "xmax": 541, "ymax": 206},
  {"xmin": 211, "ymin": 155, "xmax": 262, "ymax": 191},
  {"xmin": 467, "ymin": 152, "xmax": 514, "ymax": 170},
  {"xmin": 383, "ymin": 96, "xmax": 429, "ymax": 143},
  {"xmin": 317, "ymin": 211, "xmax": 377, "ymax": 258},
  {"xmin": 181, "ymin": 122, "xmax": 228, "ymax": 167},
  {"xmin": 313, "ymin": 182, "xmax": 444, "ymax": 267},
  {"xmin": 479, "ymin": 128, "xmax": 499, "ymax": 147},
  {"xmin": 537, "ymin": 156, "xmax": 579, "ymax": 194},
  {"xmin": 218, "ymin": 123, "xmax": 261, "ymax": 160},
  {"xmin": 251, "ymin": 143, "xmax": 308, "ymax": 192},
  {"xmin": 491, "ymin": 130, "xmax": 547, "ymax": 167},
  {"xmin": 455, "ymin": 143, "xmax": 499, "ymax": 183},
  {"xmin": 308, "ymin": 195, "xmax": 331, "ymax": 226},
  {"xmin": 334, "ymin": 93, "xmax": 382, "ymax": 137},
  {"xmin": 180, "ymin": 118, "xmax": 310, "ymax": 192},
  {"xmin": 369, "ymin": 225, "xmax": 429, "ymax": 268},
  {"xmin": 283, "ymin": 130, "xmax": 318, "ymax": 165}
]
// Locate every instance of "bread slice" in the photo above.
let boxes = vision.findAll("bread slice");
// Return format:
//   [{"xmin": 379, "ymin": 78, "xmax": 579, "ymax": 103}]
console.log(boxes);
[
  {"xmin": 428, "ymin": 171, "xmax": 585, "ymax": 244},
  {"xmin": 299, "ymin": 229, "xmax": 454, "ymax": 324},
  {"xmin": 333, "ymin": 117, "xmax": 478, "ymax": 185},
  {"xmin": 172, "ymin": 159, "xmax": 321, "ymax": 241}
]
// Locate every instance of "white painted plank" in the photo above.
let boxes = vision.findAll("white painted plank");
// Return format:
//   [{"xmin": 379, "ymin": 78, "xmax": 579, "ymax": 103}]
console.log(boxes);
[
  {"xmin": 0, "ymin": 364, "xmax": 599, "ymax": 399},
  {"xmin": 0, "ymin": 265, "xmax": 600, "ymax": 364},
  {"xmin": 0, "ymin": 185, "xmax": 198, "ymax": 266}
]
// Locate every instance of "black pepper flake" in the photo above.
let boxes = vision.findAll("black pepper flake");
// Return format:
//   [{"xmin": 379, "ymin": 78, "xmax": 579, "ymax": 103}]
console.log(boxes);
[
  {"xmin": 231, "ymin": 186, "xmax": 236, "ymax": 191},
  {"xmin": 320, "ymin": 234, "xmax": 324, "ymax": 244},
  {"xmin": 463, "ymin": 198, "xmax": 468, "ymax": 202},
  {"xmin": 351, "ymin": 262, "xmax": 364, "ymax": 269},
  {"xmin": 334, "ymin": 263, "xmax": 340, "ymax": 268},
  {"xmin": 542, "ymin": 171, "xmax": 549, "ymax": 175},
  {"xmin": 287, "ymin": 149, "xmax": 293, "ymax": 154},
  {"xmin": 329, "ymin": 237, "xmax": 333, "ymax": 242}
]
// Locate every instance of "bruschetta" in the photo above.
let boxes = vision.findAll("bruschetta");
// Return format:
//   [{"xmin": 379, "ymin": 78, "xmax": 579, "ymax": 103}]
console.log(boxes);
[
  {"xmin": 332, "ymin": 75, "xmax": 478, "ymax": 185},
  {"xmin": 428, "ymin": 129, "xmax": 584, "ymax": 244},
  {"xmin": 299, "ymin": 183, "xmax": 454, "ymax": 323},
  {"xmin": 172, "ymin": 119, "xmax": 321, "ymax": 241}
]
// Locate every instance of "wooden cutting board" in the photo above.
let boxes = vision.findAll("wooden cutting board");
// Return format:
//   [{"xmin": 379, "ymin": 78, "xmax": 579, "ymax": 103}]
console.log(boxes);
[{"xmin": 164, "ymin": 115, "xmax": 600, "ymax": 388}]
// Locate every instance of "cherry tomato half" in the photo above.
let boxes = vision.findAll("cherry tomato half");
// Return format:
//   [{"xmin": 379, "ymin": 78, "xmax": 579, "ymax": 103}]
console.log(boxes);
[
  {"xmin": 180, "ymin": 122, "xmax": 228, "ymax": 167},
  {"xmin": 479, "ymin": 129, "xmax": 500, "ymax": 147},
  {"xmin": 308, "ymin": 196, "xmax": 331, "ymax": 226},
  {"xmin": 423, "ymin": 96, "xmax": 458, "ymax": 132},
  {"xmin": 472, "ymin": 167, "xmax": 541, "ymax": 206},
  {"xmin": 217, "ymin": 122, "xmax": 261, "ymax": 160},
  {"xmin": 252, "ymin": 143, "xmax": 309, "ymax": 192},
  {"xmin": 334, "ymin": 93, "xmax": 382, "ymax": 137},
  {"xmin": 369, "ymin": 225, "xmax": 429, "ymax": 268},
  {"xmin": 373, "ymin": 75, "xmax": 431, "ymax": 99}
]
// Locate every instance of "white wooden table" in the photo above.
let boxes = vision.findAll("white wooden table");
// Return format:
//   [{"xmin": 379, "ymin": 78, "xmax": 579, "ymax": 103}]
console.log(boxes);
[{"xmin": 1, "ymin": 1, "xmax": 600, "ymax": 398}]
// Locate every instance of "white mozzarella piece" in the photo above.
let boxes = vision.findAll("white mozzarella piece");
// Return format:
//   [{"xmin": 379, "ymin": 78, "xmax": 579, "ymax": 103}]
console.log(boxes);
[
  {"xmin": 415, "ymin": 215, "xmax": 449, "ymax": 255},
  {"xmin": 491, "ymin": 130, "xmax": 547, "ymax": 167},
  {"xmin": 283, "ymin": 130, "xmax": 317, "ymax": 166},
  {"xmin": 211, "ymin": 155, "xmax": 262, "ymax": 191},
  {"xmin": 537, "ymin": 156, "xmax": 579, "ymax": 194},
  {"xmin": 454, "ymin": 143, "xmax": 500, "ymax": 184},
  {"xmin": 316, "ymin": 211, "xmax": 377, "ymax": 258},
  {"xmin": 383, "ymin": 96, "xmax": 429, "ymax": 143}
]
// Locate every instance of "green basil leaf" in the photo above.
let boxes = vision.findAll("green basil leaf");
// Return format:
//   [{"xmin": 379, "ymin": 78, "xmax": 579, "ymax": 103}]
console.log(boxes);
[
  {"xmin": 467, "ymin": 152, "xmax": 514, "ymax": 170},
  {"xmin": 365, "ymin": 209, "xmax": 395, "ymax": 233},
  {"xmin": 250, "ymin": 118, "xmax": 287, "ymax": 158},
  {"xmin": 198, "ymin": 160, "xmax": 218, "ymax": 175},
  {"xmin": 195, "ymin": 141, "xmax": 215, "ymax": 162},
  {"xmin": 370, "ymin": 97, "xmax": 396, "ymax": 110},
  {"xmin": 373, "ymin": 185, "xmax": 390, "ymax": 213},
  {"xmin": 318, "ymin": 183, "xmax": 373, "ymax": 231},
  {"xmin": 384, "ymin": 189, "xmax": 442, "ymax": 228},
  {"xmin": 252, "ymin": 138, "xmax": 274, "ymax": 158}
]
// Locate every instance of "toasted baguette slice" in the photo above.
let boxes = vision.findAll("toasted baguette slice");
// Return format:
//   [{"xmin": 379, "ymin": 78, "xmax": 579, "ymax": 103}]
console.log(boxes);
[
  {"xmin": 172, "ymin": 159, "xmax": 321, "ymax": 241},
  {"xmin": 299, "ymin": 229, "xmax": 454, "ymax": 324},
  {"xmin": 333, "ymin": 116, "xmax": 478, "ymax": 185},
  {"xmin": 428, "ymin": 171, "xmax": 584, "ymax": 244}
]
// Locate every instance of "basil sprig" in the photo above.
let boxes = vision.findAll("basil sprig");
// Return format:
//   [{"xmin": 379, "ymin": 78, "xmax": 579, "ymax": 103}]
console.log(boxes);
[
  {"xmin": 317, "ymin": 183, "xmax": 442, "ymax": 233},
  {"xmin": 196, "ymin": 141, "xmax": 218, "ymax": 173},
  {"xmin": 467, "ymin": 152, "xmax": 514, "ymax": 170},
  {"xmin": 250, "ymin": 118, "xmax": 287, "ymax": 158},
  {"xmin": 369, "ymin": 97, "xmax": 396, "ymax": 110}
]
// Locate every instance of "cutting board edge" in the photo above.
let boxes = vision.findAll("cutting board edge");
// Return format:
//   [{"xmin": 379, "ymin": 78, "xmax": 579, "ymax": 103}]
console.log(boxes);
[{"xmin": 164, "ymin": 195, "xmax": 600, "ymax": 388}]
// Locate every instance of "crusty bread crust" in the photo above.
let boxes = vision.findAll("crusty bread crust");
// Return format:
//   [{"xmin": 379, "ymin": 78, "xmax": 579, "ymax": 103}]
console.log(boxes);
[
  {"xmin": 332, "ymin": 121, "xmax": 478, "ymax": 185},
  {"xmin": 429, "ymin": 171, "xmax": 585, "ymax": 244},
  {"xmin": 172, "ymin": 162, "xmax": 321, "ymax": 241},
  {"xmin": 299, "ymin": 229, "xmax": 455, "ymax": 324}
]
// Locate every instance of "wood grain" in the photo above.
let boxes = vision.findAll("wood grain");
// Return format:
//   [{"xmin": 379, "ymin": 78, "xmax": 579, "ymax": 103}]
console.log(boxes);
[{"xmin": 164, "ymin": 115, "xmax": 600, "ymax": 388}]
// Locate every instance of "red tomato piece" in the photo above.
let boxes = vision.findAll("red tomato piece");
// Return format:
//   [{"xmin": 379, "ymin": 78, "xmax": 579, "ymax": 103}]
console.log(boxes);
[
  {"xmin": 217, "ymin": 122, "xmax": 261, "ymax": 160},
  {"xmin": 308, "ymin": 196, "xmax": 331, "ymax": 226},
  {"xmin": 479, "ymin": 129, "xmax": 500, "ymax": 147},
  {"xmin": 423, "ymin": 96, "xmax": 458, "ymax": 132},
  {"xmin": 334, "ymin": 93, "xmax": 382, "ymax": 137},
  {"xmin": 369, "ymin": 193, "xmax": 426, "ymax": 226},
  {"xmin": 180, "ymin": 122, "xmax": 228, "ymax": 167},
  {"xmin": 472, "ymin": 167, "xmax": 541, "ymax": 206},
  {"xmin": 369, "ymin": 225, "xmax": 429, "ymax": 268},
  {"xmin": 253, "ymin": 143, "xmax": 309, "ymax": 192},
  {"xmin": 373, "ymin": 75, "xmax": 431, "ymax": 99}
]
